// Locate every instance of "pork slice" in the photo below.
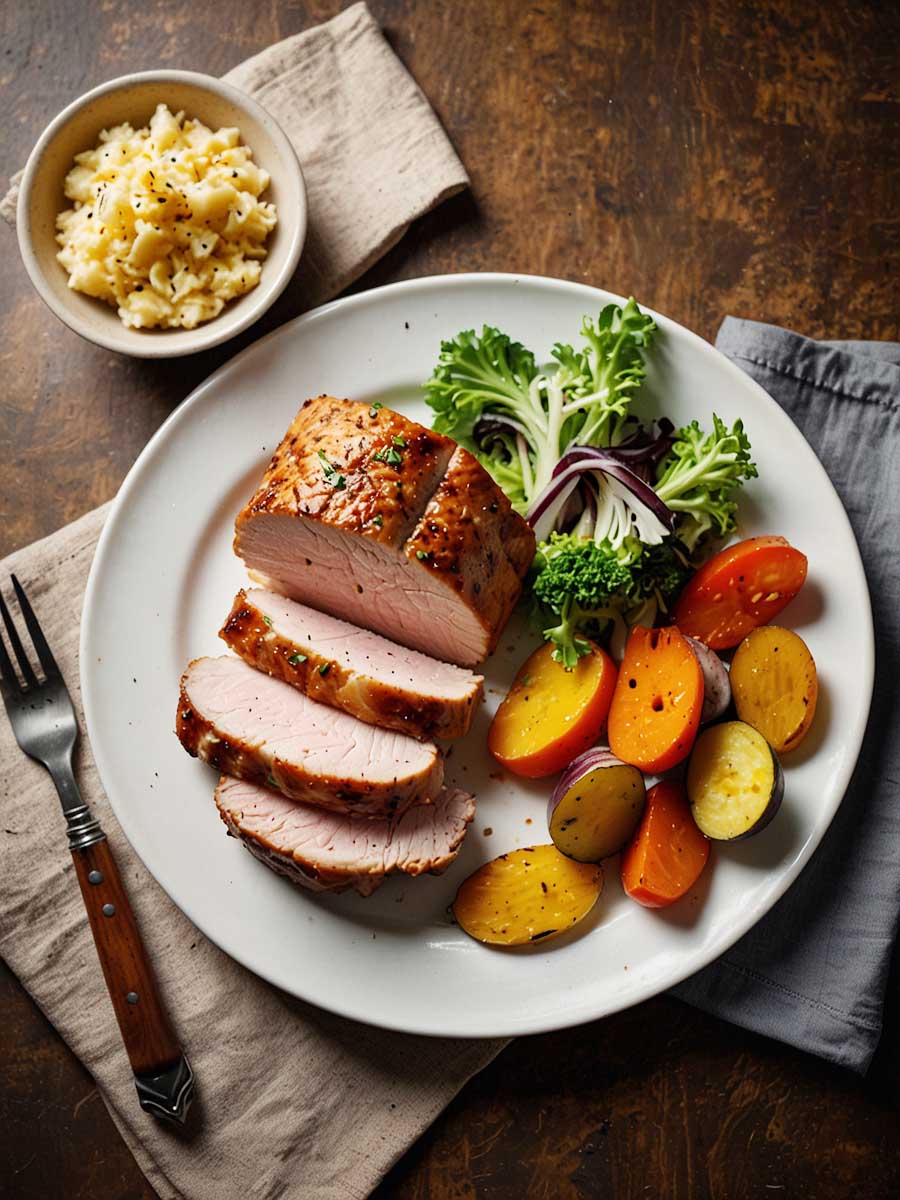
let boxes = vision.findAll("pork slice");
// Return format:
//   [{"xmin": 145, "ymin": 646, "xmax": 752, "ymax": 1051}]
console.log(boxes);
[
  {"xmin": 215, "ymin": 776, "xmax": 476, "ymax": 897},
  {"xmin": 219, "ymin": 588, "xmax": 484, "ymax": 741},
  {"xmin": 177, "ymin": 656, "xmax": 442, "ymax": 818},
  {"xmin": 233, "ymin": 396, "xmax": 535, "ymax": 667}
]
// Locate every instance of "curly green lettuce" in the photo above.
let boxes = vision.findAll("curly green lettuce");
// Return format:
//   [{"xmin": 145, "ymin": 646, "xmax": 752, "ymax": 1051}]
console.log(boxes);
[
  {"xmin": 424, "ymin": 299, "xmax": 658, "ymax": 510},
  {"xmin": 655, "ymin": 415, "xmax": 757, "ymax": 551}
]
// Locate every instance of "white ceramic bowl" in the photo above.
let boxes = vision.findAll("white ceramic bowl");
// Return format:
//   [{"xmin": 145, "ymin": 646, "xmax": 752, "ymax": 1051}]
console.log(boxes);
[{"xmin": 16, "ymin": 70, "xmax": 307, "ymax": 358}]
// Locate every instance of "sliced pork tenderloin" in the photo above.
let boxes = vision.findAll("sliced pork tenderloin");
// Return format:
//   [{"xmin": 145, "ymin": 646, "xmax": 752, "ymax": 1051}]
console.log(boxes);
[
  {"xmin": 177, "ymin": 656, "xmax": 442, "ymax": 818},
  {"xmin": 219, "ymin": 588, "xmax": 483, "ymax": 741},
  {"xmin": 215, "ymin": 775, "xmax": 475, "ymax": 897},
  {"xmin": 233, "ymin": 396, "xmax": 535, "ymax": 668}
]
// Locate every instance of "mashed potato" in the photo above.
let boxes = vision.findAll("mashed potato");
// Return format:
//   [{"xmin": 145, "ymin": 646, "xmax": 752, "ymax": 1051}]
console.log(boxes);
[{"xmin": 55, "ymin": 103, "xmax": 278, "ymax": 330}]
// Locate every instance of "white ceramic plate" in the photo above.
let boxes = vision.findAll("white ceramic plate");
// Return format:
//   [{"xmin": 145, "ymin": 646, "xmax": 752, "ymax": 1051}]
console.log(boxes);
[{"xmin": 81, "ymin": 274, "xmax": 873, "ymax": 1038}]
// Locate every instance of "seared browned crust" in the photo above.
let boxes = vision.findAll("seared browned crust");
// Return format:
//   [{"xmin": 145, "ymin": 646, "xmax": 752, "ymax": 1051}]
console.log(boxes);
[
  {"xmin": 233, "ymin": 398, "xmax": 535, "ymax": 660},
  {"xmin": 219, "ymin": 591, "xmax": 483, "ymax": 741},
  {"xmin": 175, "ymin": 664, "xmax": 442, "ymax": 819},
  {"xmin": 406, "ymin": 446, "xmax": 537, "ymax": 658},
  {"xmin": 234, "ymin": 396, "xmax": 455, "ymax": 550}
]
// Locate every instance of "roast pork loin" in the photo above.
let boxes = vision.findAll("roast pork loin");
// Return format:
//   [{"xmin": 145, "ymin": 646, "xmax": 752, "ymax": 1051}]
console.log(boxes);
[
  {"xmin": 177, "ymin": 656, "xmax": 442, "ymax": 818},
  {"xmin": 219, "ymin": 587, "xmax": 484, "ymax": 741},
  {"xmin": 215, "ymin": 775, "xmax": 475, "ymax": 897},
  {"xmin": 233, "ymin": 396, "xmax": 535, "ymax": 668}
]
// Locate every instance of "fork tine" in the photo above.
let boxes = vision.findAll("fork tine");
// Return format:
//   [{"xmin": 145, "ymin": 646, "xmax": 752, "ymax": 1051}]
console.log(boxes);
[
  {"xmin": 0, "ymin": 609, "xmax": 20, "ymax": 700},
  {"xmin": 0, "ymin": 586, "xmax": 38, "ymax": 687},
  {"xmin": 11, "ymin": 575, "xmax": 60, "ymax": 681}
]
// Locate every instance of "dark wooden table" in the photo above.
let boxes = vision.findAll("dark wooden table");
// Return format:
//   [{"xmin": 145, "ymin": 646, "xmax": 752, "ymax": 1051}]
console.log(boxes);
[{"xmin": 2, "ymin": 1, "xmax": 899, "ymax": 1196}]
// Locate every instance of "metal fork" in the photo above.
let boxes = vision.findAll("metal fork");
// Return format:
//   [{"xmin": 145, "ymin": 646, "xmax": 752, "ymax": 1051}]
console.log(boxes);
[{"xmin": 0, "ymin": 575, "xmax": 193, "ymax": 1125}]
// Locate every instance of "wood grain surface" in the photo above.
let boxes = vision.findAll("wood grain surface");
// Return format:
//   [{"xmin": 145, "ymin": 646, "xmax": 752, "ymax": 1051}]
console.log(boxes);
[{"xmin": 1, "ymin": 0, "xmax": 899, "ymax": 1197}]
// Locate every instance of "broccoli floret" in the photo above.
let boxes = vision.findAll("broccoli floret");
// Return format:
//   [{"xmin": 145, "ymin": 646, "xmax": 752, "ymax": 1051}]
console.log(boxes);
[
  {"xmin": 531, "ymin": 533, "xmax": 634, "ymax": 667},
  {"xmin": 629, "ymin": 542, "xmax": 692, "ymax": 608},
  {"xmin": 533, "ymin": 533, "xmax": 634, "ymax": 608}
]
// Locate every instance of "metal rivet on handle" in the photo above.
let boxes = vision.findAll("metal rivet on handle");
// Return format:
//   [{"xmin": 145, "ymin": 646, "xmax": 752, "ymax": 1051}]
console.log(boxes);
[
  {"xmin": 126, "ymin": 992, "xmax": 139, "ymax": 1005},
  {"xmin": 88, "ymin": 870, "xmax": 103, "ymax": 885},
  {"xmin": 102, "ymin": 903, "xmax": 116, "ymax": 917}
]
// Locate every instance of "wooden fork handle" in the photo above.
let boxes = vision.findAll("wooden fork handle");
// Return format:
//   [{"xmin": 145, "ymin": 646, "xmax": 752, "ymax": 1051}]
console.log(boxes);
[{"xmin": 71, "ymin": 836, "xmax": 193, "ymax": 1123}]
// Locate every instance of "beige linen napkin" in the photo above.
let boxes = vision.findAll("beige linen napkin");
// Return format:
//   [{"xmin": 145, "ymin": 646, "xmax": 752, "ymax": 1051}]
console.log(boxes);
[
  {"xmin": 1, "ymin": 8, "xmax": 502, "ymax": 1199},
  {"xmin": 0, "ymin": 510, "xmax": 505, "ymax": 1200},
  {"xmin": 1, "ymin": 2, "xmax": 468, "ymax": 310}
]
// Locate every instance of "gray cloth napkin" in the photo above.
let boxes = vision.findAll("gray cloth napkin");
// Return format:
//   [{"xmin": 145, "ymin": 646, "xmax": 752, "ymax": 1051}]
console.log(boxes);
[
  {"xmin": 1, "ymin": 2, "xmax": 469, "ymax": 309},
  {"xmin": 673, "ymin": 317, "xmax": 900, "ymax": 1073}
]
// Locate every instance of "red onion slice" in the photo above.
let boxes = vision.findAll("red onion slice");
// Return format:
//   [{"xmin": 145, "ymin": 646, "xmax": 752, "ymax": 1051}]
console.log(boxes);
[{"xmin": 528, "ymin": 448, "xmax": 676, "ymax": 542}]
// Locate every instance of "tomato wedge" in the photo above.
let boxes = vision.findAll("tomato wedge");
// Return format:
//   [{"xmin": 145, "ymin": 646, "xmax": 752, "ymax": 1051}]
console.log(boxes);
[
  {"xmin": 621, "ymin": 780, "xmax": 710, "ymax": 908},
  {"xmin": 674, "ymin": 536, "xmax": 807, "ymax": 650}
]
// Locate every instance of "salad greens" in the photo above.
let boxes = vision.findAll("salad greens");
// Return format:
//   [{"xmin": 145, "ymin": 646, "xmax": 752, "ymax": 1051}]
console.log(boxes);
[
  {"xmin": 655, "ymin": 416, "xmax": 757, "ymax": 551},
  {"xmin": 425, "ymin": 298, "xmax": 656, "ymax": 508},
  {"xmin": 424, "ymin": 297, "xmax": 757, "ymax": 666}
]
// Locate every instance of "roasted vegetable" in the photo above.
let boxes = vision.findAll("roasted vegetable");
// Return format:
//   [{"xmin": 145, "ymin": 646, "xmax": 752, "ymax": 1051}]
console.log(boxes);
[
  {"xmin": 607, "ymin": 625, "xmax": 704, "ymax": 773},
  {"xmin": 530, "ymin": 533, "xmax": 634, "ymax": 666},
  {"xmin": 621, "ymin": 780, "xmax": 710, "ymax": 908},
  {"xmin": 687, "ymin": 721, "xmax": 784, "ymax": 840},
  {"xmin": 685, "ymin": 636, "xmax": 731, "ymax": 723},
  {"xmin": 530, "ymin": 533, "xmax": 692, "ymax": 667},
  {"xmin": 547, "ymin": 749, "xmax": 646, "ymax": 862},
  {"xmin": 674, "ymin": 536, "xmax": 808, "ymax": 650},
  {"xmin": 488, "ymin": 641, "xmax": 617, "ymax": 778},
  {"xmin": 730, "ymin": 626, "xmax": 818, "ymax": 752},
  {"xmin": 452, "ymin": 845, "xmax": 604, "ymax": 946}
]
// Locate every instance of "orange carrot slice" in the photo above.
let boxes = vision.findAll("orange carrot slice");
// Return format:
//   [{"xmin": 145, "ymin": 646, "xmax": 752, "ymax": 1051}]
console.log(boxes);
[
  {"xmin": 621, "ymin": 780, "xmax": 710, "ymax": 908},
  {"xmin": 607, "ymin": 626, "xmax": 703, "ymax": 773}
]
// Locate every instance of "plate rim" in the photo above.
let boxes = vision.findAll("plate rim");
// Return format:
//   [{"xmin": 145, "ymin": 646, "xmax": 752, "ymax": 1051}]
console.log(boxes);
[{"xmin": 80, "ymin": 272, "xmax": 875, "ymax": 1037}]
